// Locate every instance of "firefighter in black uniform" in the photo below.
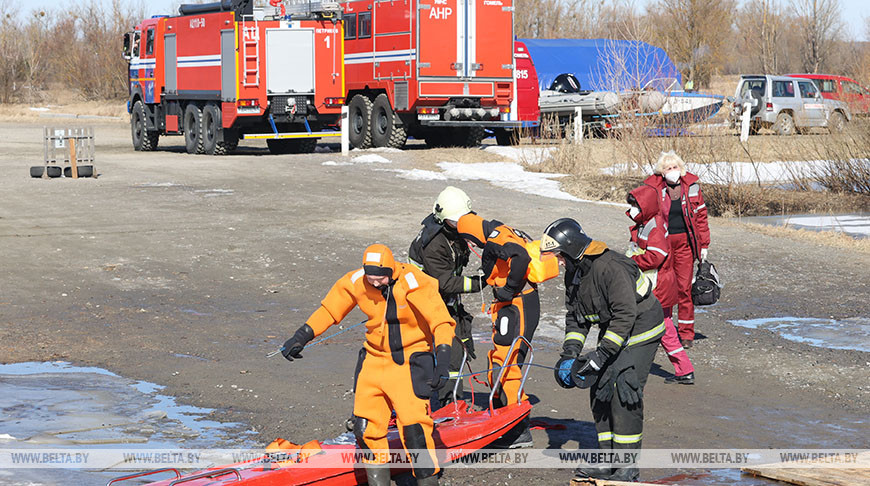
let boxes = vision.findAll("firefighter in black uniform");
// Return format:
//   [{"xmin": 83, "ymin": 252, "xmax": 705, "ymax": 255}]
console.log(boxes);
[
  {"xmin": 541, "ymin": 218, "xmax": 665, "ymax": 482},
  {"xmin": 409, "ymin": 186, "xmax": 487, "ymax": 406}
]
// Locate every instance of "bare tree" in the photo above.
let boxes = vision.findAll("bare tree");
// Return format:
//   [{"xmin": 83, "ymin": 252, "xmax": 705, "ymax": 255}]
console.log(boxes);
[
  {"xmin": 736, "ymin": 0, "xmax": 783, "ymax": 73},
  {"xmin": 793, "ymin": 0, "xmax": 842, "ymax": 73},
  {"xmin": 647, "ymin": 0, "xmax": 737, "ymax": 88},
  {"xmin": 0, "ymin": 5, "xmax": 25, "ymax": 103}
]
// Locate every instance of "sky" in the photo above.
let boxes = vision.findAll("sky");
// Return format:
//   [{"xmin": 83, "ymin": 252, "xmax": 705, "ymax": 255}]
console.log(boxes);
[{"xmin": 10, "ymin": 0, "xmax": 869, "ymax": 41}]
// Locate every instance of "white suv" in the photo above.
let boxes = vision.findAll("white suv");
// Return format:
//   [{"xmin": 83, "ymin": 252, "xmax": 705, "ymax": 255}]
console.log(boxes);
[{"xmin": 728, "ymin": 75, "xmax": 851, "ymax": 135}]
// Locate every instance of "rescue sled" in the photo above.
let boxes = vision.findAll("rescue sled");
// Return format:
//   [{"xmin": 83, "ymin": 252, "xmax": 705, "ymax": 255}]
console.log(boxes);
[{"xmin": 109, "ymin": 337, "xmax": 535, "ymax": 486}]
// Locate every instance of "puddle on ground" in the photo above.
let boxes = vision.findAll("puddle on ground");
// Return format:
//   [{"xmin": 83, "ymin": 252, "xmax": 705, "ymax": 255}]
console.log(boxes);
[
  {"xmin": 741, "ymin": 213, "xmax": 870, "ymax": 239},
  {"xmin": 0, "ymin": 361, "xmax": 256, "ymax": 485},
  {"xmin": 728, "ymin": 317, "xmax": 870, "ymax": 352}
]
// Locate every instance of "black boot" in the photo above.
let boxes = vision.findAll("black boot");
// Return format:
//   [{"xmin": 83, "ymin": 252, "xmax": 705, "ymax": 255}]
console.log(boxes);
[
  {"xmin": 491, "ymin": 417, "xmax": 533, "ymax": 449},
  {"xmin": 415, "ymin": 473, "xmax": 439, "ymax": 486},
  {"xmin": 365, "ymin": 464, "xmax": 391, "ymax": 486},
  {"xmin": 573, "ymin": 464, "xmax": 612, "ymax": 479},
  {"xmin": 608, "ymin": 465, "xmax": 639, "ymax": 482},
  {"xmin": 664, "ymin": 372, "xmax": 694, "ymax": 385}
]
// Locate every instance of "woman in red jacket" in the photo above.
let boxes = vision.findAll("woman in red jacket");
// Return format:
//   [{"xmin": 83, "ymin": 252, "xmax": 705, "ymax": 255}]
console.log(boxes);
[
  {"xmin": 626, "ymin": 185, "xmax": 694, "ymax": 384},
  {"xmin": 644, "ymin": 151, "xmax": 710, "ymax": 349}
]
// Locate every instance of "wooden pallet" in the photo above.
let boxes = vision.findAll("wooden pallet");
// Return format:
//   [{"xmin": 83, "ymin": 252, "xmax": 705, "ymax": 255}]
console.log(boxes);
[{"xmin": 742, "ymin": 451, "xmax": 870, "ymax": 486}]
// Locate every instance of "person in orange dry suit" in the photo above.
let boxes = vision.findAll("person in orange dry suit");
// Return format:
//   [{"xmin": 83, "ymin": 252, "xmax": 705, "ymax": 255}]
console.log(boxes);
[
  {"xmin": 281, "ymin": 244, "xmax": 455, "ymax": 486},
  {"xmin": 456, "ymin": 212, "xmax": 540, "ymax": 449}
]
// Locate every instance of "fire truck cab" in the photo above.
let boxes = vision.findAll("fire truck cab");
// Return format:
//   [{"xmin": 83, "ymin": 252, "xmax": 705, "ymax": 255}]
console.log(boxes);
[
  {"xmin": 123, "ymin": 0, "xmax": 345, "ymax": 155},
  {"xmin": 340, "ymin": 0, "xmax": 519, "ymax": 148}
]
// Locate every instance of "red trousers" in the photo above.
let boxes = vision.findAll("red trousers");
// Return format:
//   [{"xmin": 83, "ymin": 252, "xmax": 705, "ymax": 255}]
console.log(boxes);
[{"xmin": 667, "ymin": 232, "xmax": 696, "ymax": 341}]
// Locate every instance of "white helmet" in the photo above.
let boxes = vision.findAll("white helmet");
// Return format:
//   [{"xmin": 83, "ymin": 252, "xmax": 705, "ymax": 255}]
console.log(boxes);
[{"xmin": 433, "ymin": 186, "xmax": 472, "ymax": 224}]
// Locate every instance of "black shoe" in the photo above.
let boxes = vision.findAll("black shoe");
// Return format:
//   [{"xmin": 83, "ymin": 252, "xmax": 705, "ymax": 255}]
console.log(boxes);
[
  {"xmin": 664, "ymin": 372, "xmax": 695, "ymax": 385},
  {"xmin": 681, "ymin": 339, "xmax": 694, "ymax": 349},
  {"xmin": 491, "ymin": 418, "xmax": 533, "ymax": 449},
  {"xmin": 609, "ymin": 465, "xmax": 639, "ymax": 482},
  {"xmin": 573, "ymin": 465, "xmax": 612, "ymax": 480}
]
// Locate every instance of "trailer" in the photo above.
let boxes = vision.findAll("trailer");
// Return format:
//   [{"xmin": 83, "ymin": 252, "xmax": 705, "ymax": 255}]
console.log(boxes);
[
  {"xmin": 123, "ymin": 0, "xmax": 345, "ymax": 155},
  {"xmin": 340, "ymin": 0, "xmax": 519, "ymax": 148}
]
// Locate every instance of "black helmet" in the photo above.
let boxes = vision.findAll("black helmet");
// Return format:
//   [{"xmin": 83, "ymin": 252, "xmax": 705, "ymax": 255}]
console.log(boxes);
[
  {"xmin": 541, "ymin": 218, "xmax": 592, "ymax": 260},
  {"xmin": 549, "ymin": 73, "xmax": 581, "ymax": 93}
]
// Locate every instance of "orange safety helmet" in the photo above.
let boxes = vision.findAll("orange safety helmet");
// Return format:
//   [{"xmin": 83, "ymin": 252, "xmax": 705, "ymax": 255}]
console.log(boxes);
[
  {"xmin": 362, "ymin": 243, "xmax": 397, "ymax": 278},
  {"xmin": 456, "ymin": 213, "xmax": 487, "ymax": 247}
]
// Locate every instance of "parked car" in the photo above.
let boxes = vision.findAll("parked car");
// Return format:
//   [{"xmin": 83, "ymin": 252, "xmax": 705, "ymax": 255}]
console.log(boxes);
[
  {"xmin": 787, "ymin": 74, "xmax": 870, "ymax": 116},
  {"xmin": 728, "ymin": 75, "xmax": 852, "ymax": 135}
]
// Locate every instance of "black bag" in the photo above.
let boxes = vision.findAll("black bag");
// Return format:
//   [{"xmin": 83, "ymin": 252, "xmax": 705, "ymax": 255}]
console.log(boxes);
[{"xmin": 692, "ymin": 261, "xmax": 722, "ymax": 306}]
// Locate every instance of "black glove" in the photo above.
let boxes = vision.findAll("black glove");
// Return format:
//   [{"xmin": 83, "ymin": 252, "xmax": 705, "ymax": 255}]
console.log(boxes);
[
  {"xmin": 282, "ymin": 324, "xmax": 314, "ymax": 361},
  {"xmin": 574, "ymin": 349, "xmax": 606, "ymax": 377},
  {"xmin": 594, "ymin": 367, "xmax": 615, "ymax": 403},
  {"xmin": 493, "ymin": 286, "xmax": 515, "ymax": 302},
  {"xmin": 431, "ymin": 344, "xmax": 452, "ymax": 391},
  {"xmin": 560, "ymin": 343, "xmax": 582, "ymax": 359},
  {"xmin": 615, "ymin": 366, "xmax": 642, "ymax": 406},
  {"xmin": 460, "ymin": 337, "xmax": 476, "ymax": 360}
]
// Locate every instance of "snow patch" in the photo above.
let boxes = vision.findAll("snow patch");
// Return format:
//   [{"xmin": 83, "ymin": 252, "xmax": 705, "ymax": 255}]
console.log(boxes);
[
  {"xmin": 436, "ymin": 162, "xmax": 624, "ymax": 206},
  {"xmin": 28, "ymin": 107, "xmax": 50, "ymax": 112},
  {"xmin": 483, "ymin": 146, "xmax": 555, "ymax": 164},
  {"xmin": 322, "ymin": 161, "xmax": 352, "ymax": 166},
  {"xmin": 390, "ymin": 168, "xmax": 448, "ymax": 181},
  {"xmin": 351, "ymin": 154, "xmax": 392, "ymax": 164},
  {"xmin": 603, "ymin": 159, "xmax": 870, "ymax": 185}
]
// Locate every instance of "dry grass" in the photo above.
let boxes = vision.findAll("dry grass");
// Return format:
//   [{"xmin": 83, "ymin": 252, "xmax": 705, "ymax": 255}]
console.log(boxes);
[{"xmin": 0, "ymin": 85, "xmax": 126, "ymax": 121}]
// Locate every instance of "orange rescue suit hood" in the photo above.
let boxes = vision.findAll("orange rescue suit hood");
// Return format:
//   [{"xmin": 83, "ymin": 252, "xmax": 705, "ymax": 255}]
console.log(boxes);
[{"xmin": 362, "ymin": 243, "xmax": 398, "ymax": 279}]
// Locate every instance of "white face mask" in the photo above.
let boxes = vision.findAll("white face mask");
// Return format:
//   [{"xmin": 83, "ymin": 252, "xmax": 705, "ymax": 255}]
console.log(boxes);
[
  {"xmin": 664, "ymin": 170, "xmax": 681, "ymax": 184},
  {"xmin": 628, "ymin": 206, "xmax": 641, "ymax": 219}
]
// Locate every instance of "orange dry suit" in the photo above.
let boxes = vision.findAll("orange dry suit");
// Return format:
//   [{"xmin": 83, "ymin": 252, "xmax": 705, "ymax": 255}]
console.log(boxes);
[
  {"xmin": 304, "ymin": 244, "xmax": 456, "ymax": 478},
  {"xmin": 456, "ymin": 213, "xmax": 540, "ymax": 406}
]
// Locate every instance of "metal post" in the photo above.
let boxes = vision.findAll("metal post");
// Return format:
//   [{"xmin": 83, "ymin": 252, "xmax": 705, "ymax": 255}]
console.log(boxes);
[
  {"xmin": 740, "ymin": 101, "xmax": 752, "ymax": 142},
  {"xmin": 573, "ymin": 106, "xmax": 583, "ymax": 144},
  {"xmin": 340, "ymin": 105, "xmax": 349, "ymax": 156}
]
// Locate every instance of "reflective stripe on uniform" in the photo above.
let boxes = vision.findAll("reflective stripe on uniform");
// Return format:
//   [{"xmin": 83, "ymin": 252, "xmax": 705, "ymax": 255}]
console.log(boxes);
[
  {"xmin": 351, "ymin": 269, "xmax": 365, "ymax": 283},
  {"xmin": 694, "ymin": 203, "xmax": 706, "ymax": 213},
  {"xmin": 448, "ymin": 371, "xmax": 460, "ymax": 378},
  {"xmin": 635, "ymin": 273, "xmax": 651, "ymax": 296},
  {"xmin": 647, "ymin": 245, "xmax": 668, "ymax": 257},
  {"xmin": 678, "ymin": 319, "xmax": 694, "ymax": 325},
  {"xmin": 667, "ymin": 346, "xmax": 685, "ymax": 356},
  {"xmin": 597, "ymin": 432, "xmax": 613, "ymax": 442},
  {"xmin": 564, "ymin": 332, "xmax": 586, "ymax": 344},
  {"xmin": 613, "ymin": 433, "xmax": 642, "ymax": 444},
  {"xmin": 584, "ymin": 314, "xmax": 600, "ymax": 323},
  {"xmin": 688, "ymin": 183, "xmax": 700, "ymax": 197},
  {"xmin": 603, "ymin": 330, "xmax": 625, "ymax": 347},
  {"xmin": 408, "ymin": 258, "xmax": 424, "ymax": 270},
  {"xmin": 463, "ymin": 276, "xmax": 472, "ymax": 292},
  {"xmin": 627, "ymin": 321, "xmax": 665, "ymax": 347}
]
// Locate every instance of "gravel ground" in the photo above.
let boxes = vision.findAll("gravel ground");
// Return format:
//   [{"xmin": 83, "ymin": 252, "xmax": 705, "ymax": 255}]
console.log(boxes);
[{"xmin": 0, "ymin": 121, "xmax": 867, "ymax": 485}]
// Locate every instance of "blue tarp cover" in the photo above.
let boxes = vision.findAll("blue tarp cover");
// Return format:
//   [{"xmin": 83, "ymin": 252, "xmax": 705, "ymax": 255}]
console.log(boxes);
[{"xmin": 519, "ymin": 38, "xmax": 682, "ymax": 92}]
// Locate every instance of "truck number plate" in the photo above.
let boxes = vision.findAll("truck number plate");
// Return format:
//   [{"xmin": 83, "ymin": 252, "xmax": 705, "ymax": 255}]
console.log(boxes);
[{"xmin": 417, "ymin": 114, "xmax": 439, "ymax": 121}]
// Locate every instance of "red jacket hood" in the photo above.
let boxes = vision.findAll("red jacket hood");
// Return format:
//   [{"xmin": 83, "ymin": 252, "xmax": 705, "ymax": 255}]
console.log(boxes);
[{"xmin": 628, "ymin": 184, "xmax": 660, "ymax": 223}]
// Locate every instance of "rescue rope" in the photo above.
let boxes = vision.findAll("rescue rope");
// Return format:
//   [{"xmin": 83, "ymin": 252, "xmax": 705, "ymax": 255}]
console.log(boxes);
[{"xmin": 266, "ymin": 320, "xmax": 366, "ymax": 357}]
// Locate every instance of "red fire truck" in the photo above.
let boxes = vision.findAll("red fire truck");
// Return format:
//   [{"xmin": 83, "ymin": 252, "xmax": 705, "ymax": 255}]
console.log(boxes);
[
  {"xmin": 123, "ymin": 0, "xmax": 345, "ymax": 155},
  {"xmin": 340, "ymin": 0, "xmax": 519, "ymax": 148}
]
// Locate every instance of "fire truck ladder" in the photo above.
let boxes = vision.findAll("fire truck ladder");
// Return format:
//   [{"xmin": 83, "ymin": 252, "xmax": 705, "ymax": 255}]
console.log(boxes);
[{"xmin": 241, "ymin": 17, "xmax": 260, "ymax": 87}]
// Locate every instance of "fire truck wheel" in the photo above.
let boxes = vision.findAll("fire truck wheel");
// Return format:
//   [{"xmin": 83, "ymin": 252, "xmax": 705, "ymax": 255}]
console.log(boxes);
[
  {"xmin": 348, "ymin": 95, "xmax": 373, "ymax": 149},
  {"xmin": 202, "ymin": 103, "xmax": 221, "ymax": 155},
  {"xmin": 183, "ymin": 104, "xmax": 204, "ymax": 154},
  {"xmin": 267, "ymin": 139, "xmax": 294, "ymax": 155},
  {"xmin": 370, "ymin": 94, "xmax": 397, "ymax": 148},
  {"xmin": 451, "ymin": 126, "xmax": 484, "ymax": 147},
  {"xmin": 215, "ymin": 130, "xmax": 239, "ymax": 155},
  {"xmin": 494, "ymin": 128, "xmax": 518, "ymax": 146},
  {"xmin": 423, "ymin": 127, "xmax": 449, "ymax": 148},
  {"xmin": 388, "ymin": 122, "xmax": 408, "ymax": 149},
  {"xmin": 294, "ymin": 138, "xmax": 318, "ymax": 153},
  {"xmin": 131, "ymin": 100, "xmax": 159, "ymax": 152}
]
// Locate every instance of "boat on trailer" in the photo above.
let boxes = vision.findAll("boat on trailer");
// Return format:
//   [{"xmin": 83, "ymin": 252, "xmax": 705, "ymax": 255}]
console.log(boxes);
[{"xmin": 107, "ymin": 338, "xmax": 535, "ymax": 486}]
